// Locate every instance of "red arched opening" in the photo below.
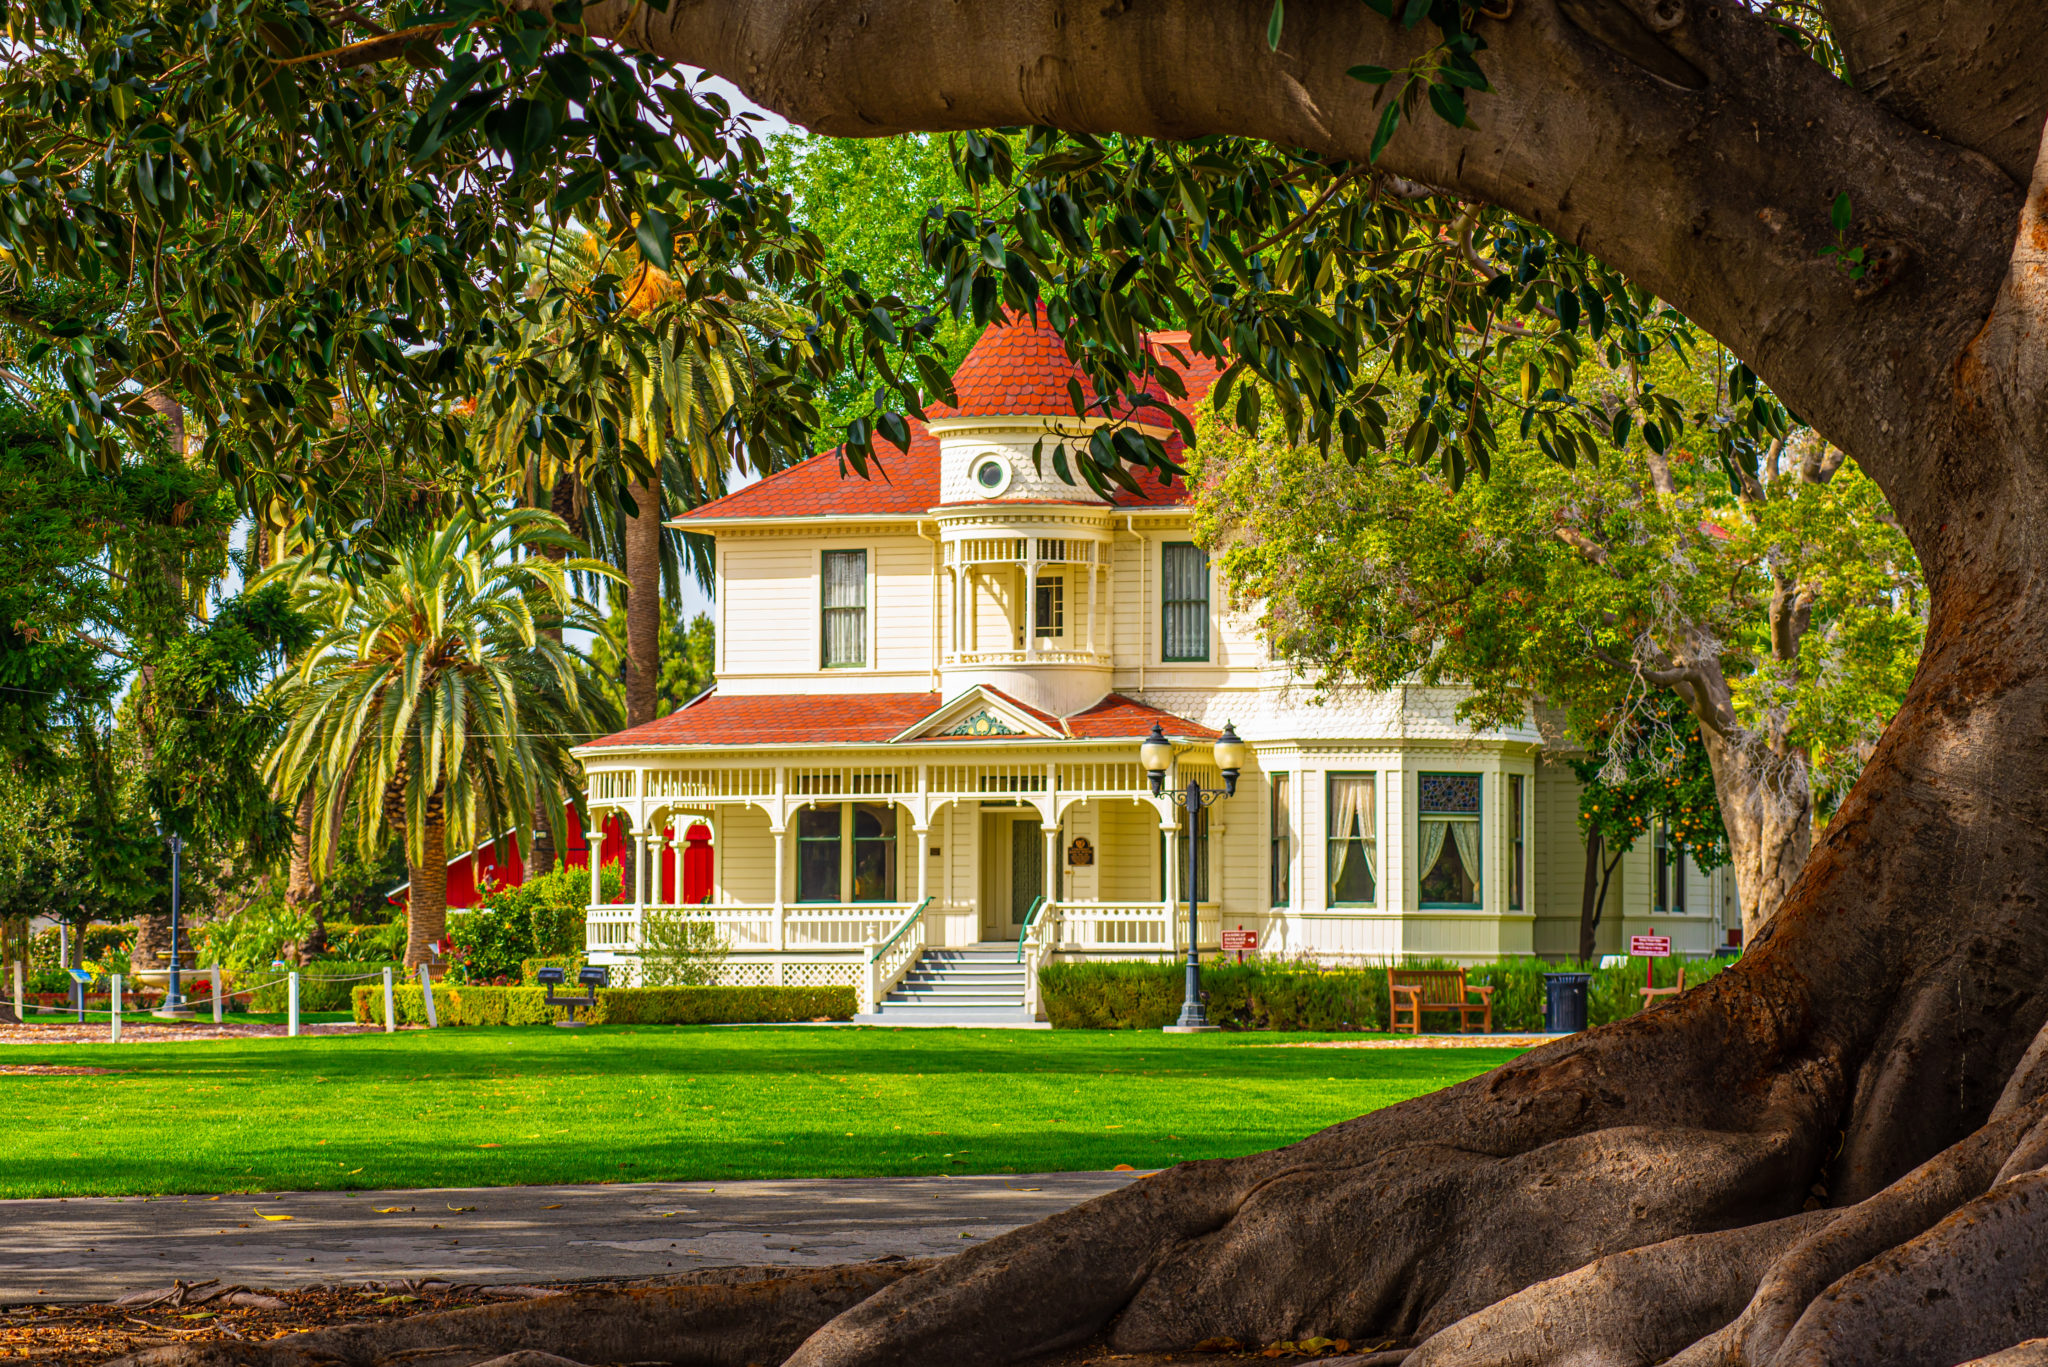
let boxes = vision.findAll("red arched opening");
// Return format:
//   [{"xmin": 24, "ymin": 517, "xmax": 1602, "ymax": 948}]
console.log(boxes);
[{"xmin": 681, "ymin": 823, "xmax": 714, "ymax": 905}]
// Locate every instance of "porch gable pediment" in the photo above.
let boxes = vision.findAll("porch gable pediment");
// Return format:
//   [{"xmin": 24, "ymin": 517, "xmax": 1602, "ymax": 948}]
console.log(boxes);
[{"xmin": 891, "ymin": 686, "xmax": 1067, "ymax": 744}]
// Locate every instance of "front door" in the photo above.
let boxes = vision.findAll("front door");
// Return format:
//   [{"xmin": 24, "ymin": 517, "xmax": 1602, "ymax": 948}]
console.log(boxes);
[{"xmin": 1009, "ymin": 819, "xmax": 1044, "ymax": 934}]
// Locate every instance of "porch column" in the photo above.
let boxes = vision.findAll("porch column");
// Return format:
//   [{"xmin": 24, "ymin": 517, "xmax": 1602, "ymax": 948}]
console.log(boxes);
[
  {"xmin": 1161, "ymin": 814, "xmax": 1181, "ymax": 946},
  {"xmin": 771, "ymin": 825, "xmax": 787, "ymax": 951},
  {"xmin": 1043, "ymin": 824, "xmax": 1059, "ymax": 909},
  {"xmin": 1086, "ymin": 557, "xmax": 1099, "ymax": 655},
  {"xmin": 632, "ymin": 827, "xmax": 650, "ymax": 912},
  {"xmin": 586, "ymin": 826, "xmax": 606, "ymax": 907},
  {"xmin": 707, "ymin": 810, "xmax": 720, "ymax": 905},
  {"xmin": 1024, "ymin": 542, "xmax": 1039, "ymax": 655},
  {"xmin": 914, "ymin": 826, "xmax": 931, "ymax": 905},
  {"xmin": 967, "ymin": 567, "xmax": 980, "ymax": 653}
]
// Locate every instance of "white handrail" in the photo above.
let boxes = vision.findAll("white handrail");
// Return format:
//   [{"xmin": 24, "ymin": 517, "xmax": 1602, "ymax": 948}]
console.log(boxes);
[{"xmin": 863, "ymin": 897, "xmax": 932, "ymax": 1014}]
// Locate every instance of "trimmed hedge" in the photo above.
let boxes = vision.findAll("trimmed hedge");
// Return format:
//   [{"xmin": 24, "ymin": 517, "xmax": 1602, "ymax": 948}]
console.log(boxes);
[
  {"xmin": 1038, "ymin": 956, "xmax": 1730, "ymax": 1032},
  {"xmin": 350, "ymin": 983, "xmax": 857, "ymax": 1027}
]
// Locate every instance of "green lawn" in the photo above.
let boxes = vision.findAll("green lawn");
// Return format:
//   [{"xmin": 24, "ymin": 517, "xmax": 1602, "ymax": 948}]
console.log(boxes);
[{"xmin": 1, "ymin": 1027, "xmax": 1524, "ymax": 1199}]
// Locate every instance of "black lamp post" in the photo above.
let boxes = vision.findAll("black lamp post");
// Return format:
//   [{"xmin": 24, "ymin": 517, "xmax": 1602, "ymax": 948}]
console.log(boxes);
[{"xmin": 1142, "ymin": 720, "xmax": 1246, "ymax": 1033}]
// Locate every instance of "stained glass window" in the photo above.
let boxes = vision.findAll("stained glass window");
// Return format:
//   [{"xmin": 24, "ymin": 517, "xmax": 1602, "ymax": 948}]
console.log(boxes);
[{"xmin": 1419, "ymin": 772, "xmax": 1483, "ymax": 815}]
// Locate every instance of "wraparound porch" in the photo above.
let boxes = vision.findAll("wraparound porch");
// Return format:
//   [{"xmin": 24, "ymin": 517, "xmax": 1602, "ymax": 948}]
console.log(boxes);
[{"xmin": 572, "ymin": 701, "xmax": 1235, "ymax": 1017}]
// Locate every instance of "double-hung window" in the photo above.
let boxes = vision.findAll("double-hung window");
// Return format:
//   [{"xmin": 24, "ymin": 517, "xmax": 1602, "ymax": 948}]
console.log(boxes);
[
  {"xmin": 1654, "ymin": 819, "xmax": 1687, "ymax": 913},
  {"xmin": 1161, "ymin": 543, "xmax": 1210, "ymax": 662},
  {"xmin": 821, "ymin": 550, "xmax": 867, "ymax": 668},
  {"xmin": 1327, "ymin": 774, "xmax": 1377, "ymax": 905},
  {"xmin": 796, "ymin": 806, "xmax": 842, "ymax": 902},
  {"xmin": 1270, "ymin": 774, "xmax": 1292, "ymax": 908},
  {"xmin": 851, "ymin": 804, "xmax": 898, "ymax": 902},
  {"xmin": 797, "ymin": 802, "xmax": 900, "ymax": 903},
  {"xmin": 1509, "ymin": 774, "xmax": 1526, "ymax": 912},
  {"xmin": 1034, "ymin": 574, "xmax": 1064, "ymax": 638},
  {"xmin": 1419, "ymin": 772, "xmax": 1482, "ymax": 908}
]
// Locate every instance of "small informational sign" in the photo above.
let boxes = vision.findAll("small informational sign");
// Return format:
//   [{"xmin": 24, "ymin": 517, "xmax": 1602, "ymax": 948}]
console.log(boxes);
[
  {"xmin": 1222, "ymin": 928, "xmax": 1257, "ymax": 962},
  {"xmin": 1066, "ymin": 837, "xmax": 1094, "ymax": 867},
  {"xmin": 1630, "ymin": 934, "xmax": 1673, "ymax": 957}
]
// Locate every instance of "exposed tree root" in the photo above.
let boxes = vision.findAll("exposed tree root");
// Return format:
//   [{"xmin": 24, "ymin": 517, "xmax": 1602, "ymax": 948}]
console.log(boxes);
[
  {"xmin": 99, "ymin": 1262, "xmax": 926, "ymax": 1367},
  {"xmin": 1962, "ymin": 1345, "xmax": 2048, "ymax": 1366},
  {"xmin": 1402, "ymin": 1211, "xmax": 1836, "ymax": 1367}
]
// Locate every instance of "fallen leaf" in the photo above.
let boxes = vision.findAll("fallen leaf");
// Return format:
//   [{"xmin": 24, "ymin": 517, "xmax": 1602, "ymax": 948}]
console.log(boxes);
[
  {"xmin": 345, "ymin": 1168, "xmax": 363, "ymax": 1175},
  {"xmin": 479, "ymin": 1143, "xmax": 502, "ymax": 1149},
  {"xmin": 446, "ymin": 1204, "xmax": 476, "ymax": 1212},
  {"xmin": 1112, "ymin": 1164, "xmax": 1136, "ymax": 1172},
  {"xmin": 540, "ymin": 1204, "xmax": 563, "ymax": 1210},
  {"xmin": 255, "ymin": 1209, "xmax": 294, "ymax": 1221},
  {"xmin": 204, "ymin": 1196, "xmax": 220, "ymax": 1202},
  {"xmin": 372, "ymin": 1207, "xmax": 409, "ymax": 1214}
]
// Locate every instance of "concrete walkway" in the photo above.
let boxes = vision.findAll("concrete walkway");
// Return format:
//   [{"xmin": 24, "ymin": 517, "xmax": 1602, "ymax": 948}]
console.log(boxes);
[{"xmin": 0, "ymin": 1171, "xmax": 1143, "ymax": 1303}]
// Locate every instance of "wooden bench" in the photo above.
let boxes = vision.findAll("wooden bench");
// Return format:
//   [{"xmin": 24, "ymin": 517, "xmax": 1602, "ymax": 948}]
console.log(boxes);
[
  {"xmin": 1387, "ymin": 968, "xmax": 1494, "ymax": 1035},
  {"xmin": 1639, "ymin": 966, "xmax": 1687, "ymax": 1010}
]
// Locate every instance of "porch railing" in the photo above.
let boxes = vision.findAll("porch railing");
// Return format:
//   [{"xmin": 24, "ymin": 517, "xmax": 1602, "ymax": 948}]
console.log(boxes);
[
  {"xmin": 1056, "ymin": 901, "xmax": 1221, "ymax": 954},
  {"xmin": 585, "ymin": 902, "xmax": 917, "ymax": 956},
  {"xmin": 864, "ymin": 897, "xmax": 933, "ymax": 1014},
  {"xmin": 1017, "ymin": 895, "xmax": 1051, "ymax": 1019}
]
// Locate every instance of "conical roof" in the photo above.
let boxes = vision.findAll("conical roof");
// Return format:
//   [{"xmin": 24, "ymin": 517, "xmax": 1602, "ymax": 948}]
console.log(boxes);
[{"xmin": 928, "ymin": 309, "xmax": 1169, "ymax": 422}]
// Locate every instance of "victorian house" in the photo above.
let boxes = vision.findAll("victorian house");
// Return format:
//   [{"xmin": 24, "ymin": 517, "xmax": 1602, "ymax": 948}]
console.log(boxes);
[{"xmin": 570, "ymin": 314, "xmax": 1735, "ymax": 1022}]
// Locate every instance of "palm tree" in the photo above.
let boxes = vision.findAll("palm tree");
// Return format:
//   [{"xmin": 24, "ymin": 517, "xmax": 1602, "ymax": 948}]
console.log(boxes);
[
  {"xmin": 263, "ymin": 510, "xmax": 619, "ymax": 970},
  {"xmin": 474, "ymin": 228, "xmax": 809, "ymax": 886},
  {"xmin": 476, "ymin": 229, "xmax": 806, "ymax": 718}
]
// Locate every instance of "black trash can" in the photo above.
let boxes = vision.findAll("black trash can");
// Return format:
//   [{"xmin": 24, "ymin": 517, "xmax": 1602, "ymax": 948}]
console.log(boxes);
[{"xmin": 1544, "ymin": 972, "xmax": 1592, "ymax": 1034}]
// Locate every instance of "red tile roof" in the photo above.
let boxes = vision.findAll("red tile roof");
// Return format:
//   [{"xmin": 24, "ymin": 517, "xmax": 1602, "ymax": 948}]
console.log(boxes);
[
  {"xmin": 580, "ymin": 693, "xmax": 944, "ymax": 749},
  {"xmin": 978, "ymin": 686, "xmax": 1064, "ymax": 734},
  {"xmin": 676, "ymin": 424, "xmax": 943, "ymax": 522},
  {"xmin": 1064, "ymin": 694, "xmax": 1220, "ymax": 741},
  {"xmin": 577, "ymin": 690, "xmax": 1218, "ymax": 749},
  {"xmin": 927, "ymin": 308, "xmax": 1175, "ymax": 422},
  {"xmin": 678, "ymin": 324, "xmax": 1220, "ymax": 523}
]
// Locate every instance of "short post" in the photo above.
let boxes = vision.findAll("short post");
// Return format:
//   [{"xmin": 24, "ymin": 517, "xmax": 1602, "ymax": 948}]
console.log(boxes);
[
  {"xmin": 287, "ymin": 971, "xmax": 301, "ymax": 1038},
  {"xmin": 381, "ymin": 966, "xmax": 396, "ymax": 1033},
  {"xmin": 111, "ymin": 973, "xmax": 122, "ymax": 1044},
  {"xmin": 11, "ymin": 959, "xmax": 22, "ymax": 1025},
  {"xmin": 211, "ymin": 965, "xmax": 223, "ymax": 1024},
  {"xmin": 418, "ymin": 963, "xmax": 438, "ymax": 1028}
]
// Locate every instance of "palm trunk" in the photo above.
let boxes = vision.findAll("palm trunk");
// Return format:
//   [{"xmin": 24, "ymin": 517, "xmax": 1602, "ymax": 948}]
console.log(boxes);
[
  {"xmin": 284, "ymin": 787, "xmax": 324, "ymax": 962},
  {"xmin": 621, "ymin": 474, "xmax": 663, "ymax": 902},
  {"xmin": 403, "ymin": 787, "xmax": 448, "ymax": 974},
  {"xmin": 528, "ymin": 472, "xmax": 580, "ymax": 883}
]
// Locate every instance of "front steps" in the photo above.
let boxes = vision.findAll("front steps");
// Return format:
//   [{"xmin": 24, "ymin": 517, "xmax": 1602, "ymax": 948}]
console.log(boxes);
[{"xmin": 853, "ymin": 944, "xmax": 1049, "ymax": 1028}]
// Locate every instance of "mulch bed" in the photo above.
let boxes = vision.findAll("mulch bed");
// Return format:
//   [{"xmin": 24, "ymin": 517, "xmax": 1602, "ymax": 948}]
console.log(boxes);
[
  {"xmin": 0, "ymin": 1280, "xmax": 544, "ymax": 1362},
  {"xmin": 0, "ymin": 1022, "xmax": 378, "ymax": 1046},
  {"xmin": 0, "ymin": 1276, "xmax": 1407, "ymax": 1365}
]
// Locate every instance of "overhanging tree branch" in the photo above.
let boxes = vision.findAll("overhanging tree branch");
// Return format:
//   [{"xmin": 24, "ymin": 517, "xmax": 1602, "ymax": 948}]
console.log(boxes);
[{"xmin": 534, "ymin": 0, "xmax": 2029, "ymax": 551}]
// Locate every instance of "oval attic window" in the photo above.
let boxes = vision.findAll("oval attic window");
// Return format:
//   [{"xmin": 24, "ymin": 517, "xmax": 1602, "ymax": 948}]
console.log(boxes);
[{"xmin": 973, "ymin": 454, "xmax": 1012, "ymax": 496}]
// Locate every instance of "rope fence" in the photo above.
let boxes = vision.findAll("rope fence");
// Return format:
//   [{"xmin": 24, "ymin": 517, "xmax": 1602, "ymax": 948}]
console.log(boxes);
[{"xmin": 3, "ymin": 962, "xmax": 440, "ymax": 1041}]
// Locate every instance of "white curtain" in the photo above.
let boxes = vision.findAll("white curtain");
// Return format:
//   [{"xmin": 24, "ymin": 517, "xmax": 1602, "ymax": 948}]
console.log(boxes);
[
  {"xmin": 1330, "ymin": 778, "xmax": 1376, "ymax": 886},
  {"xmin": 822, "ymin": 551, "xmax": 866, "ymax": 667},
  {"xmin": 1418, "ymin": 819, "xmax": 1449, "ymax": 889},
  {"xmin": 1449, "ymin": 819, "xmax": 1482, "ymax": 896}
]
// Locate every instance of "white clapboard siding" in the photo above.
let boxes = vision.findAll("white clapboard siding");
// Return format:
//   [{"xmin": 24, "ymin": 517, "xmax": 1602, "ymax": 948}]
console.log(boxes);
[{"xmin": 721, "ymin": 543, "xmax": 819, "ymax": 673}]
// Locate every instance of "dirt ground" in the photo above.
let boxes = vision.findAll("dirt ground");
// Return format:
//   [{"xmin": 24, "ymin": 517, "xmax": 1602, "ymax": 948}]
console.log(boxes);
[{"xmin": 0, "ymin": 1275, "xmax": 1406, "ymax": 1366}]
